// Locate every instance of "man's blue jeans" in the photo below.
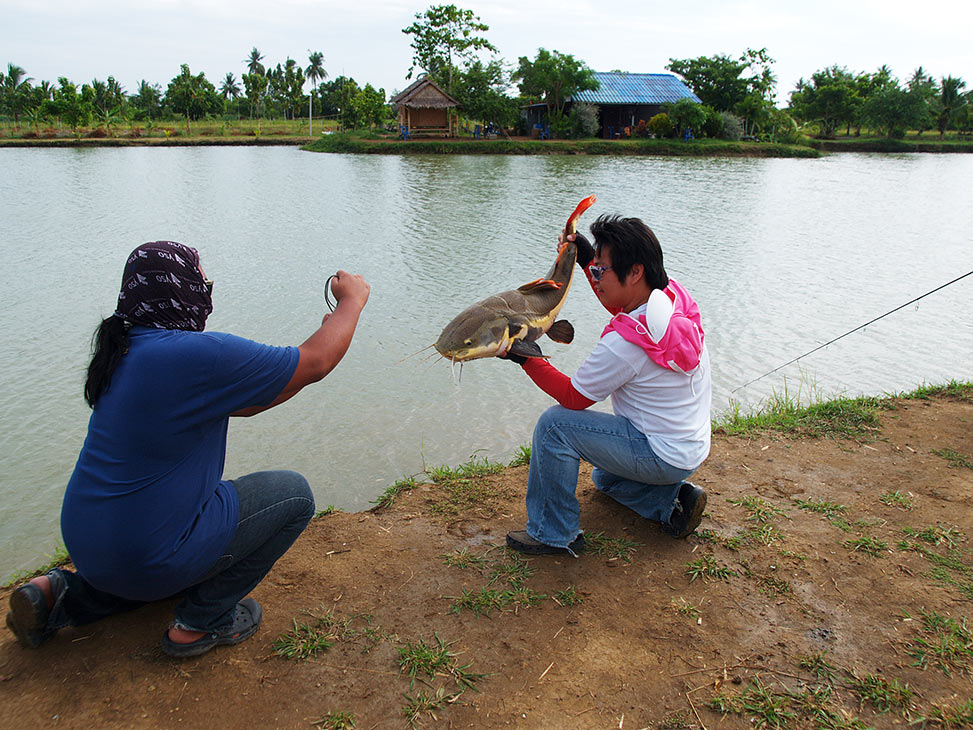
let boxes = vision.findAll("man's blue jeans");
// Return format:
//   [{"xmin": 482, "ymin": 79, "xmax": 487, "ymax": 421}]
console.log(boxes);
[
  {"xmin": 46, "ymin": 470, "xmax": 315, "ymax": 634},
  {"xmin": 526, "ymin": 406, "xmax": 696, "ymax": 549}
]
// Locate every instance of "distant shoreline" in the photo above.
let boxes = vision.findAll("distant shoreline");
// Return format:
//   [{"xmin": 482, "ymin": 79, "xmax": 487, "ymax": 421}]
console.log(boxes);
[{"xmin": 2, "ymin": 134, "xmax": 971, "ymax": 156}]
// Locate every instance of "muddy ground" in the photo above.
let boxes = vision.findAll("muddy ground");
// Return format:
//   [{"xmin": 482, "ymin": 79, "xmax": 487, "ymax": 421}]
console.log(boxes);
[{"xmin": 2, "ymin": 393, "xmax": 971, "ymax": 730}]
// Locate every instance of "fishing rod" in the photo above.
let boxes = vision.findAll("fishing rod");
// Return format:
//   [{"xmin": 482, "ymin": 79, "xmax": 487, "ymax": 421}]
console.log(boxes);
[{"xmin": 731, "ymin": 269, "xmax": 973, "ymax": 393}]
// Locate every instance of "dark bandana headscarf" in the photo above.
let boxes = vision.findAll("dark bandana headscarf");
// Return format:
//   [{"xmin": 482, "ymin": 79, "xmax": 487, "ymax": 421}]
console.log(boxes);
[{"xmin": 113, "ymin": 241, "xmax": 213, "ymax": 331}]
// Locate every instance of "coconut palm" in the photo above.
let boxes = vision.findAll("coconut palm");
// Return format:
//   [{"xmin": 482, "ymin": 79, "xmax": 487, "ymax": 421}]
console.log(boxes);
[
  {"xmin": 937, "ymin": 76, "xmax": 968, "ymax": 137},
  {"xmin": 305, "ymin": 50, "xmax": 326, "ymax": 135},
  {"xmin": 245, "ymin": 48, "xmax": 265, "ymax": 76},
  {"xmin": 3, "ymin": 63, "xmax": 34, "ymax": 125},
  {"xmin": 220, "ymin": 72, "xmax": 241, "ymax": 100}
]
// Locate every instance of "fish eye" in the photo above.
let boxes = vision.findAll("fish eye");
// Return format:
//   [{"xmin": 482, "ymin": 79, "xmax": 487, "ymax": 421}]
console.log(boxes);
[{"xmin": 464, "ymin": 339, "xmax": 472, "ymax": 345}]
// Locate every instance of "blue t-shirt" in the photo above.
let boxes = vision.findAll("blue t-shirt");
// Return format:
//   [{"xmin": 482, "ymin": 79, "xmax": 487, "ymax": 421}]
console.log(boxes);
[{"xmin": 61, "ymin": 326, "xmax": 299, "ymax": 601}]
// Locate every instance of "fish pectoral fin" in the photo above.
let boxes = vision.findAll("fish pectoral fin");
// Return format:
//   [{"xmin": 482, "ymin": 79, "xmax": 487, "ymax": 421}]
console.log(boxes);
[
  {"xmin": 517, "ymin": 278, "xmax": 562, "ymax": 293},
  {"xmin": 545, "ymin": 320, "xmax": 575, "ymax": 344},
  {"xmin": 508, "ymin": 339, "xmax": 548, "ymax": 359}
]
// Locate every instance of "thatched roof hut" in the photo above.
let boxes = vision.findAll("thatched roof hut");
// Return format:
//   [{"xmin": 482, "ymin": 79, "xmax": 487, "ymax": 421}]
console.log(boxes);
[{"xmin": 390, "ymin": 76, "xmax": 459, "ymax": 136}]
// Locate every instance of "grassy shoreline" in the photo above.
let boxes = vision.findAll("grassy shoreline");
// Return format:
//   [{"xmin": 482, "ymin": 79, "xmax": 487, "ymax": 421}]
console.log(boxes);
[
  {"xmin": 5, "ymin": 379, "xmax": 969, "ymax": 587},
  {"xmin": 5, "ymin": 132, "xmax": 972, "ymax": 155},
  {"xmin": 304, "ymin": 134, "xmax": 822, "ymax": 158}
]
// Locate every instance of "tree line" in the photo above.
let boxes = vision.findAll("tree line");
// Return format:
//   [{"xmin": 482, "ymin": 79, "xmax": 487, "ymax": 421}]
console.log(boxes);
[{"xmin": 1, "ymin": 3, "xmax": 970, "ymax": 140}]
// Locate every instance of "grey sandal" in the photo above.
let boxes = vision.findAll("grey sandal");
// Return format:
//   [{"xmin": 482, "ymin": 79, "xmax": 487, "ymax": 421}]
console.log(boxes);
[{"xmin": 161, "ymin": 598, "xmax": 262, "ymax": 658}]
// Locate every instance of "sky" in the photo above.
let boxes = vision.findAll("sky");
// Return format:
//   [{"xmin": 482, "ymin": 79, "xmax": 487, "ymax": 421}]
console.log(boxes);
[{"xmin": 3, "ymin": 0, "xmax": 971, "ymax": 104}]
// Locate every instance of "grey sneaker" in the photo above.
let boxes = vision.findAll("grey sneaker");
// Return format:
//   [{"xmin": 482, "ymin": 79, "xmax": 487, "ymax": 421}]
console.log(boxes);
[{"xmin": 664, "ymin": 483, "xmax": 707, "ymax": 538}]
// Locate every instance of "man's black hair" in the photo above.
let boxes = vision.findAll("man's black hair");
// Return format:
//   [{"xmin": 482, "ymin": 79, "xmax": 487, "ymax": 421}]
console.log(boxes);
[{"xmin": 589, "ymin": 214, "xmax": 669, "ymax": 290}]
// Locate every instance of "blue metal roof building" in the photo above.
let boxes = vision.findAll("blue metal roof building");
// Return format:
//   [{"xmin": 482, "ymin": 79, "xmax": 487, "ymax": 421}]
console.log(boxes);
[
  {"xmin": 570, "ymin": 72, "xmax": 701, "ymax": 106},
  {"xmin": 523, "ymin": 71, "xmax": 700, "ymax": 138}
]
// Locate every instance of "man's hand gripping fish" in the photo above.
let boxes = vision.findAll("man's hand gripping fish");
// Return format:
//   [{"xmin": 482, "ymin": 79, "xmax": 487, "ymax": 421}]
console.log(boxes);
[{"xmin": 434, "ymin": 196, "xmax": 597, "ymax": 369}]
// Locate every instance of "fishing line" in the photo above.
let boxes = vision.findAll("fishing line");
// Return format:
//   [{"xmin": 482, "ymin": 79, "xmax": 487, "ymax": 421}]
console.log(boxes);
[{"xmin": 732, "ymin": 269, "xmax": 973, "ymax": 393}]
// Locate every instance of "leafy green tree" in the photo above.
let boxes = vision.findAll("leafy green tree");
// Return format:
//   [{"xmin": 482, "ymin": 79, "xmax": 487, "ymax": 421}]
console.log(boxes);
[
  {"xmin": 789, "ymin": 65, "xmax": 857, "ymax": 137},
  {"xmin": 242, "ymin": 72, "xmax": 268, "ymax": 122},
  {"xmin": 349, "ymin": 83, "xmax": 387, "ymax": 128},
  {"xmin": 305, "ymin": 51, "xmax": 327, "ymax": 134},
  {"xmin": 245, "ymin": 47, "xmax": 265, "ymax": 76},
  {"xmin": 861, "ymin": 76, "xmax": 925, "ymax": 138},
  {"xmin": 937, "ymin": 76, "xmax": 967, "ymax": 136},
  {"xmin": 647, "ymin": 112, "xmax": 674, "ymax": 138},
  {"xmin": 267, "ymin": 58, "xmax": 305, "ymax": 119},
  {"xmin": 666, "ymin": 48, "xmax": 776, "ymax": 111},
  {"xmin": 452, "ymin": 59, "xmax": 518, "ymax": 132},
  {"xmin": 165, "ymin": 64, "xmax": 220, "ymax": 133},
  {"xmin": 513, "ymin": 48, "xmax": 597, "ymax": 130},
  {"xmin": 52, "ymin": 77, "xmax": 93, "ymax": 132},
  {"xmin": 402, "ymin": 4, "xmax": 498, "ymax": 95},
  {"xmin": 666, "ymin": 98, "xmax": 708, "ymax": 137},
  {"xmin": 907, "ymin": 67, "xmax": 938, "ymax": 135}
]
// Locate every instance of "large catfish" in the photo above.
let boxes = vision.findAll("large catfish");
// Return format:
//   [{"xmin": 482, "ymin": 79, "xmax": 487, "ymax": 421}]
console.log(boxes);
[{"xmin": 434, "ymin": 195, "xmax": 597, "ymax": 363}]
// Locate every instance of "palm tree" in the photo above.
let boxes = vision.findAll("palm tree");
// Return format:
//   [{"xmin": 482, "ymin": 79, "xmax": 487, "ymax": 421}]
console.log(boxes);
[
  {"xmin": 938, "ymin": 76, "xmax": 968, "ymax": 137},
  {"xmin": 220, "ymin": 73, "xmax": 241, "ymax": 99},
  {"xmin": 305, "ymin": 50, "xmax": 327, "ymax": 136},
  {"xmin": 3, "ymin": 63, "xmax": 34, "ymax": 125},
  {"xmin": 245, "ymin": 48, "xmax": 265, "ymax": 76}
]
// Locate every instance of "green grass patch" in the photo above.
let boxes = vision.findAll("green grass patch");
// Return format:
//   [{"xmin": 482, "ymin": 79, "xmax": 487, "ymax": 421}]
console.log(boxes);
[
  {"xmin": 397, "ymin": 634, "xmax": 457, "ymax": 685},
  {"xmin": 894, "ymin": 379, "xmax": 973, "ymax": 403},
  {"xmin": 446, "ymin": 587, "xmax": 508, "ymax": 617},
  {"xmin": 487, "ymin": 552, "xmax": 534, "ymax": 587},
  {"xmin": 552, "ymin": 585, "xmax": 583, "ymax": 607},
  {"xmin": 315, "ymin": 504, "xmax": 339, "ymax": 517},
  {"xmin": 758, "ymin": 574, "xmax": 792, "ymax": 596},
  {"xmin": 312, "ymin": 710, "xmax": 357, "ymax": 729},
  {"xmin": 401, "ymin": 686, "xmax": 462, "ymax": 728},
  {"xmin": 914, "ymin": 698, "xmax": 973, "ymax": 728},
  {"xmin": 898, "ymin": 540, "xmax": 973, "ymax": 599},
  {"xmin": 441, "ymin": 548, "xmax": 487, "ymax": 570},
  {"xmin": 710, "ymin": 677, "xmax": 797, "ymax": 727},
  {"xmin": 730, "ymin": 496, "xmax": 790, "ymax": 524},
  {"xmin": 426, "ymin": 455, "xmax": 505, "ymax": 517},
  {"xmin": 798, "ymin": 653, "xmax": 838, "ymax": 681},
  {"xmin": 273, "ymin": 609, "xmax": 388, "ymax": 660},
  {"xmin": 371, "ymin": 476, "xmax": 419, "ymax": 510},
  {"xmin": 880, "ymin": 490, "xmax": 914, "ymax": 509},
  {"xmin": 686, "ymin": 555, "xmax": 737, "ymax": 582},
  {"xmin": 670, "ymin": 597, "xmax": 701, "ymax": 619},
  {"xmin": 903, "ymin": 608, "xmax": 973, "ymax": 677},
  {"xmin": 903, "ymin": 524, "xmax": 964, "ymax": 548},
  {"xmin": 933, "ymin": 447, "xmax": 973, "ymax": 470},
  {"xmin": 584, "ymin": 531, "xmax": 643, "ymax": 562},
  {"xmin": 715, "ymin": 389, "xmax": 884, "ymax": 441},
  {"xmin": 846, "ymin": 672, "xmax": 914, "ymax": 714},
  {"xmin": 273, "ymin": 617, "xmax": 337, "ymax": 660},
  {"xmin": 794, "ymin": 498, "xmax": 848, "ymax": 518},
  {"xmin": 509, "ymin": 444, "xmax": 531, "ymax": 467},
  {"xmin": 844, "ymin": 535, "xmax": 889, "ymax": 558}
]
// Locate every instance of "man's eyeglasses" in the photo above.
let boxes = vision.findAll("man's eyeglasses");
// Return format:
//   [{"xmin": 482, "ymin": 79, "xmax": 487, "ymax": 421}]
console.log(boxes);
[{"xmin": 588, "ymin": 265, "xmax": 613, "ymax": 282}]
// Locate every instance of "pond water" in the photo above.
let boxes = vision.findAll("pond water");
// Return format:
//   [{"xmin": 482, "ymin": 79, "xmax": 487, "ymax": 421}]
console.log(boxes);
[{"xmin": 1, "ymin": 147, "xmax": 971, "ymax": 580}]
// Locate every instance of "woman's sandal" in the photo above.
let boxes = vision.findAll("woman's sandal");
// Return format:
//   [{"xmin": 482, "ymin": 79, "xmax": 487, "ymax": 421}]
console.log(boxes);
[{"xmin": 161, "ymin": 598, "xmax": 262, "ymax": 658}]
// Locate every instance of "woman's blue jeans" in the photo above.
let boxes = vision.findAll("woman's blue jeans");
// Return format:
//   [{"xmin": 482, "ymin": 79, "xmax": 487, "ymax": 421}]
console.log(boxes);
[
  {"xmin": 47, "ymin": 470, "xmax": 315, "ymax": 634},
  {"xmin": 526, "ymin": 406, "xmax": 695, "ymax": 548}
]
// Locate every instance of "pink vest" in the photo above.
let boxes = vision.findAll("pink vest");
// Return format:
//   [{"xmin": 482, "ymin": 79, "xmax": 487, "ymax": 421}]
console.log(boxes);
[{"xmin": 601, "ymin": 279, "xmax": 705, "ymax": 375}]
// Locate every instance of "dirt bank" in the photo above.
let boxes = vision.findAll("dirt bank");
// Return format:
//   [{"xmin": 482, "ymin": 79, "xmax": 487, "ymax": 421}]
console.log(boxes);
[{"xmin": 2, "ymin": 393, "xmax": 971, "ymax": 729}]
